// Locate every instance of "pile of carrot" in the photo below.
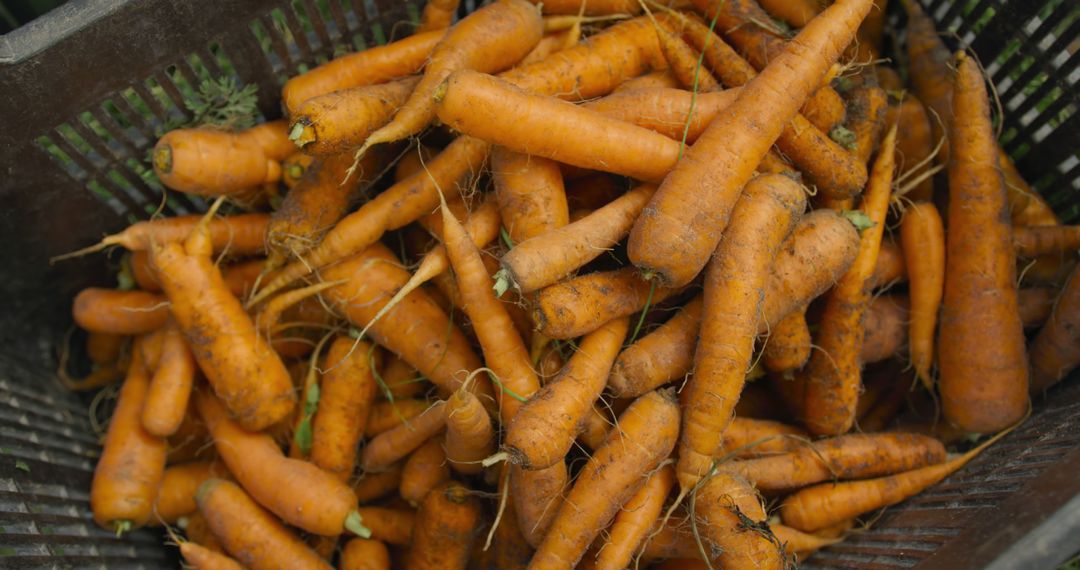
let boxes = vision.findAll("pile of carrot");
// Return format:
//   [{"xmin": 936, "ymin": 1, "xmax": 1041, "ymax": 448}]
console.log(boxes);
[{"xmin": 55, "ymin": 0, "xmax": 1080, "ymax": 568}]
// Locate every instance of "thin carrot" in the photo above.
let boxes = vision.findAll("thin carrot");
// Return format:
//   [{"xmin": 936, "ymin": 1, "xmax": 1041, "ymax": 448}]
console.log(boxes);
[
  {"xmin": 407, "ymin": 481, "xmax": 482, "ymax": 569},
  {"xmin": 152, "ymin": 460, "xmax": 223, "ymax": 525},
  {"xmin": 757, "ymin": 0, "xmax": 822, "ymax": 27},
  {"xmin": 900, "ymin": 202, "xmax": 945, "ymax": 390},
  {"xmin": 678, "ymin": 173, "xmax": 806, "ymax": 489},
  {"xmin": 73, "ymin": 288, "xmax": 169, "ymax": 335},
  {"xmin": 354, "ymin": 507, "xmax": 416, "ymax": 545},
  {"xmin": 90, "ymin": 344, "xmax": 167, "ymax": 533},
  {"xmin": 357, "ymin": 0, "xmax": 543, "ymax": 156},
  {"xmin": 1013, "ymin": 225, "xmax": 1080, "ymax": 258},
  {"xmin": 629, "ymin": 0, "xmax": 875, "ymax": 287},
  {"xmin": 844, "ymin": 86, "xmax": 889, "ymax": 166},
  {"xmin": 1029, "ymin": 265, "xmax": 1080, "ymax": 393},
  {"xmin": 141, "ymin": 319, "xmax": 196, "ymax": 437},
  {"xmin": 938, "ymin": 52, "xmax": 1029, "ymax": 433},
  {"xmin": 505, "ymin": 317, "xmax": 630, "ymax": 469},
  {"xmin": 802, "ymin": 125, "xmax": 897, "ymax": 436},
  {"xmin": 656, "ymin": 23, "xmax": 722, "ymax": 92},
  {"xmin": 379, "ymin": 353, "xmax": 428, "ymax": 400},
  {"xmin": 418, "ymin": 0, "xmax": 461, "ymax": 32},
  {"xmin": 531, "ymin": 0, "xmax": 641, "ymax": 15},
  {"xmin": 530, "ymin": 390, "xmax": 680, "ymax": 569},
  {"xmin": 352, "ymin": 465, "xmax": 403, "ymax": 503},
  {"xmin": 183, "ymin": 511, "xmax": 222, "ymax": 552},
  {"xmin": 722, "ymin": 417, "xmax": 808, "ymax": 458},
  {"xmin": 361, "ymin": 400, "xmax": 448, "ymax": 472},
  {"xmin": 591, "ymin": 464, "xmax": 675, "ymax": 570},
  {"xmin": 366, "ymin": 399, "xmax": 432, "ymax": 437},
  {"xmin": 763, "ymin": 306, "xmax": 811, "ymax": 373},
  {"xmin": 490, "ymin": 498, "xmax": 534, "ymax": 570},
  {"xmin": 87, "ymin": 332, "xmax": 125, "ymax": 365},
  {"xmin": 196, "ymin": 479, "xmax": 331, "ymax": 570},
  {"xmin": 520, "ymin": 28, "xmax": 577, "ymax": 66},
  {"xmin": 887, "ymin": 96, "xmax": 935, "ymax": 202},
  {"xmin": 310, "ymin": 337, "xmax": 379, "ymax": 481},
  {"xmin": 340, "ymin": 538, "xmax": 390, "ymax": 570},
  {"xmin": 195, "ymin": 390, "xmax": 362, "ymax": 537},
  {"xmin": 770, "ymin": 523, "xmax": 843, "ymax": 559},
  {"xmin": 614, "ymin": 69, "xmax": 681, "ymax": 92},
  {"xmin": 583, "ymin": 87, "xmax": 736, "ymax": 142},
  {"xmin": 179, "ymin": 539, "xmax": 246, "ymax": 570},
  {"xmin": 288, "ymin": 77, "xmax": 419, "ymax": 155},
  {"xmin": 491, "ymin": 149, "xmax": 570, "ymax": 244},
  {"xmin": 444, "ymin": 382, "xmax": 496, "ymax": 475},
  {"xmin": 400, "ymin": 437, "xmax": 451, "ymax": 506}
]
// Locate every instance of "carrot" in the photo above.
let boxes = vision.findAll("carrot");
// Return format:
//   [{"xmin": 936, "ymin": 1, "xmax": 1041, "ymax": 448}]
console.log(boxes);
[
  {"xmin": 757, "ymin": 0, "xmax": 822, "ymax": 27},
  {"xmin": 692, "ymin": 472, "xmax": 782, "ymax": 569},
  {"xmin": 845, "ymin": 85, "xmax": 890, "ymax": 166},
  {"xmin": 140, "ymin": 320, "xmax": 196, "ymax": 438},
  {"xmin": 436, "ymin": 70, "xmax": 682, "ymax": 183},
  {"xmin": 380, "ymin": 353, "xmax": 428, "ymax": 400},
  {"xmin": 357, "ymin": 0, "xmax": 543, "ymax": 155},
  {"xmin": 491, "ymin": 149, "xmax": 570, "ymax": 244},
  {"xmin": 152, "ymin": 122, "xmax": 291, "ymax": 198},
  {"xmin": 140, "ymin": 327, "xmax": 166, "ymax": 371},
  {"xmin": 887, "ymin": 97, "xmax": 935, "ymax": 202},
  {"xmin": 511, "ymin": 461, "xmax": 568, "ymax": 547},
  {"xmin": 152, "ymin": 202, "xmax": 295, "ymax": 432},
  {"xmin": 656, "ymin": 24, "xmax": 722, "ymax": 93},
  {"xmin": 490, "ymin": 499, "xmax": 534, "ymax": 570},
  {"xmin": 722, "ymin": 417, "xmax": 808, "ymax": 458},
  {"xmin": 90, "ymin": 345, "xmax": 167, "ymax": 533},
  {"xmin": 437, "ymin": 189, "xmax": 539, "ymax": 423},
  {"xmin": 1029, "ymin": 265, "xmax": 1080, "ymax": 393},
  {"xmin": 583, "ymin": 87, "xmax": 736, "ymax": 143},
  {"xmin": 608, "ymin": 209, "xmax": 861, "ymax": 397},
  {"xmin": 1019, "ymin": 287, "xmax": 1057, "ymax": 329},
  {"xmin": 530, "ymin": 0, "xmax": 641, "ymax": 15},
  {"xmin": 401, "ymin": 438, "xmax": 451, "ymax": 506},
  {"xmin": 722, "ymin": 432, "xmax": 947, "ymax": 493},
  {"xmin": 763, "ymin": 306, "xmax": 811, "ymax": 373},
  {"xmin": 781, "ymin": 424, "xmax": 1018, "ymax": 532},
  {"xmin": 353, "ymin": 465, "xmax": 403, "ymax": 503},
  {"xmin": 531, "ymin": 390, "xmax": 680, "ymax": 569},
  {"xmin": 153, "ymin": 460, "xmax": 222, "ymax": 525},
  {"xmin": 197, "ymin": 479, "xmax": 330, "ymax": 570},
  {"xmin": 639, "ymin": 517, "xmax": 699, "ymax": 563},
  {"xmin": 354, "ymin": 507, "xmax": 416, "ymax": 545},
  {"xmin": 629, "ymin": 0, "xmax": 875, "ymax": 287},
  {"xmin": 938, "ymin": 52, "xmax": 1029, "ymax": 433},
  {"xmin": 53, "ymin": 213, "xmax": 269, "ymax": 262},
  {"xmin": 678, "ymin": 173, "xmax": 806, "ymax": 489},
  {"xmin": 577, "ymin": 404, "xmax": 613, "ymax": 450},
  {"xmin": 195, "ymin": 390, "xmax": 362, "ymax": 537},
  {"xmin": 310, "ymin": 337, "xmax": 379, "ymax": 481},
  {"xmin": 900, "ymin": 202, "xmax": 945, "ymax": 390},
  {"xmin": 861, "ymin": 294, "xmax": 909, "ymax": 364},
  {"xmin": 362, "ymin": 400, "xmax": 448, "ymax": 472},
  {"xmin": 407, "ymin": 481, "xmax": 482, "ymax": 569},
  {"xmin": 419, "ymin": 0, "xmax": 461, "ymax": 32},
  {"xmin": 505, "ymin": 317, "xmax": 629, "ymax": 469},
  {"xmin": 179, "ymin": 539, "xmax": 246, "ymax": 570},
  {"xmin": 520, "ymin": 28, "xmax": 577, "ymax": 66},
  {"xmin": 73, "ymin": 288, "xmax": 168, "ymax": 335},
  {"xmin": 858, "ymin": 370, "xmax": 910, "ymax": 432},
  {"xmin": 770, "ymin": 523, "xmax": 843, "ymax": 558},
  {"xmin": 1013, "ymin": 225, "xmax": 1080, "ymax": 258},
  {"xmin": 1001, "ymin": 149, "xmax": 1060, "ymax": 228},
  {"xmin": 282, "ymin": 152, "xmax": 315, "ymax": 188},
  {"xmin": 900, "ymin": 0, "xmax": 953, "ymax": 168},
  {"xmin": 366, "ymin": 399, "xmax": 432, "ymax": 437},
  {"xmin": 183, "ymin": 511, "xmax": 222, "ymax": 552},
  {"xmin": 533, "ymin": 267, "xmax": 683, "ymax": 340},
  {"xmin": 87, "ymin": 331, "xmax": 125, "ymax": 365},
  {"xmin": 591, "ymin": 464, "xmax": 675, "ymax": 570},
  {"xmin": 872, "ymin": 236, "xmax": 907, "ymax": 287},
  {"xmin": 802, "ymin": 125, "xmax": 897, "ymax": 436},
  {"xmin": 340, "ymin": 538, "xmax": 390, "ymax": 570},
  {"xmin": 444, "ymin": 383, "xmax": 496, "ymax": 475},
  {"xmin": 614, "ymin": 69, "xmax": 681, "ymax": 92},
  {"xmin": 288, "ymin": 77, "xmax": 420, "ymax": 155},
  {"xmin": 281, "ymin": 30, "xmax": 443, "ymax": 115}
]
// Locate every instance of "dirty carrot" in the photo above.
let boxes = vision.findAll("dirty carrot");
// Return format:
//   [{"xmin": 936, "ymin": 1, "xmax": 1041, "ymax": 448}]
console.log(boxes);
[
  {"xmin": 512, "ymin": 461, "xmax": 568, "ymax": 548},
  {"xmin": 656, "ymin": 23, "xmax": 722, "ymax": 92},
  {"xmin": 53, "ymin": 213, "xmax": 270, "ymax": 262},
  {"xmin": 757, "ymin": 0, "xmax": 822, "ymax": 27},
  {"xmin": 366, "ymin": 399, "xmax": 433, "ymax": 437},
  {"xmin": 872, "ymin": 237, "xmax": 907, "ymax": 287},
  {"xmin": 407, "ymin": 481, "xmax": 482, "ymax": 569},
  {"xmin": 153, "ymin": 460, "xmax": 222, "ymax": 525},
  {"xmin": 692, "ymin": 472, "xmax": 782, "ymax": 569},
  {"xmin": 73, "ymin": 288, "xmax": 169, "ymax": 335},
  {"xmin": 288, "ymin": 77, "xmax": 419, "ymax": 155},
  {"xmin": 1013, "ymin": 225, "xmax": 1080, "ymax": 258},
  {"xmin": 591, "ymin": 464, "xmax": 675, "ymax": 570},
  {"xmin": 900, "ymin": 202, "xmax": 945, "ymax": 390},
  {"xmin": 763, "ymin": 306, "xmax": 811, "ymax": 373},
  {"xmin": 722, "ymin": 417, "xmax": 809, "ymax": 458},
  {"xmin": 141, "ymin": 319, "xmax": 196, "ymax": 437},
  {"xmin": 444, "ymin": 383, "xmax": 496, "ymax": 475},
  {"xmin": 770, "ymin": 524, "xmax": 843, "ymax": 559},
  {"xmin": 531, "ymin": 0, "xmax": 641, "ymax": 15},
  {"xmin": 887, "ymin": 96, "xmax": 935, "ymax": 202},
  {"xmin": 1029, "ymin": 265, "xmax": 1080, "ymax": 393},
  {"xmin": 361, "ymin": 400, "xmax": 448, "ymax": 472},
  {"xmin": 491, "ymin": 148, "xmax": 570, "ymax": 244},
  {"xmin": 310, "ymin": 337, "xmax": 379, "ymax": 481},
  {"xmin": 400, "ymin": 437, "xmax": 451, "ymax": 506},
  {"xmin": 282, "ymin": 152, "xmax": 315, "ymax": 188}
]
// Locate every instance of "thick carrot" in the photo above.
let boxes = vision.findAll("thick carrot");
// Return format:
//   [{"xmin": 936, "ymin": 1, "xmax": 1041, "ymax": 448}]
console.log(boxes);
[
  {"xmin": 1029, "ymin": 265, "xmax": 1080, "ymax": 393},
  {"xmin": 400, "ymin": 437, "xmax": 451, "ymax": 506},
  {"xmin": 758, "ymin": 0, "xmax": 822, "ymax": 27},
  {"xmin": 608, "ymin": 209, "xmax": 860, "ymax": 397},
  {"xmin": 444, "ymin": 384, "xmax": 496, "ymax": 475},
  {"xmin": 901, "ymin": 202, "xmax": 945, "ymax": 390},
  {"xmin": 179, "ymin": 539, "xmax": 246, "ymax": 570},
  {"xmin": 184, "ymin": 511, "xmax": 222, "ymax": 552},
  {"xmin": 887, "ymin": 97, "xmax": 935, "ymax": 202},
  {"xmin": 90, "ymin": 346, "xmax": 167, "ymax": 533},
  {"xmin": 310, "ymin": 337, "xmax": 378, "ymax": 481},
  {"xmin": 533, "ymin": 267, "xmax": 683, "ymax": 340},
  {"xmin": 153, "ymin": 460, "xmax": 222, "ymax": 525},
  {"xmin": 436, "ymin": 70, "xmax": 682, "ymax": 183},
  {"xmin": 530, "ymin": 390, "xmax": 680, "ymax": 569},
  {"xmin": 763, "ymin": 306, "xmax": 811, "ymax": 373},
  {"xmin": 361, "ymin": 400, "xmax": 448, "ymax": 472},
  {"xmin": 781, "ymin": 426, "xmax": 1016, "ymax": 532},
  {"xmin": 722, "ymin": 433, "xmax": 947, "ymax": 493},
  {"xmin": 530, "ymin": 0, "xmax": 641, "ymax": 15},
  {"xmin": 802, "ymin": 125, "xmax": 897, "ymax": 436},
  {"xmin": 288, "ymin": 77, "xmax": 420, "ymax": 155},
  {"xmin": 693, "ymin": 472, "xmax": 782, "ymax": 569},
  {"xmin": 152, "ymin": 122, "xmax": 291, "ymax": 197},
  {"xmin": 73, "ymin": 288, "xmax": 168, "ymax": 335},
  {"xmin": 938, "ymin": 52, "xmax": 1029, "ymax": 433},
  {"xmin": 407, "ymin": 481, "xmax": 482, "ymax": 569},
  {"xmin": 591, "ymin": 464, "xmax": 675, "ymax": 570},
  {"xmin": 629, "ymin": 0, "xmax": 875, "ymax": 287},
  {"xmin": 340, "ymin": 538, "xmax": 390, "ymax": 570},
  {"xmin": 141, "ymin": 320, "xmax": 195, "ymax": 437},
  {"xmin": 614, "ymin": 69, "xmax": 681, "ymax": 92},
  {"xmin": 53, "ymin": 213, "xmax": 269, "ymax": 262},
  {"xmin": 359, "ymin": 0, "xmax": 543, "ymax": 153},
  {"xmin": 438, "ymin": 189, "xmax": 539, "ymax": 423},
  {"xmin": 505, "ymin": 317, "xmax": 629, "ymax": 469},
  {"xmin": 491, "ymin": 149, "xmax": 569, "ymax": 244},
  {"xmin": 152, "ymin": 204, "xmax": 295, "ymax": 432},
  {"xmin": 366, "ymin": 399, "xmax": 432, "ymax": 437},
  {"xmin": 281, "ymin": 30, "xmax": 443, "ymax": 115},
  {"xmin": 512, "ymin": 461, "xmax": 568, "ymax": 547},
  {"xmin": 197, "ymin": 479, "xmax": 330, "ymax": 570},
  {"xmin": 770, "ymin": 524, "xmax": 842, "ymax": 559},
  {"xmin": 678, "ymin": 173, "xmax": 806, "ymax": 489},
  {"xmin": 353, "ymin": 465, "xmax": 403, "ymax": 503},
  {"xmin": 418, "ymin": 0, "xmax": 461, "ymax": 32},
  {"xmin": 1014, "ymin": 226, "xmax": 1080, "ymax": 258},
  {"xmin": 195, "ymin": 390, "xmax": 361, "ymax": 537}
]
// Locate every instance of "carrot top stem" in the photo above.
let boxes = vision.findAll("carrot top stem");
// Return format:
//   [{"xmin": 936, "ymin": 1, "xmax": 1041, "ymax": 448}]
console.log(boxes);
[{"xmin": 345, "ymin": 510, "xmax": 372, "ymax": 538}]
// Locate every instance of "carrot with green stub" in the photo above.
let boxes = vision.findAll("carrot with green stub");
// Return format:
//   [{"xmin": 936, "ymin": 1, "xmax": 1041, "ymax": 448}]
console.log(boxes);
[
  {"xmin": 288, "ymin": 77, "xmax": 419, "ymax": 155},
  {"xmin": 938, "ymin": 52, "xmax": 1030, "ymax": 433},
  {"xmin": 310, "ymin": 337, "xmax": 379, "ymax": 481},
  {"xmin": 73, "ymin": 288, "xmax": 169, "ymax": 335},
  {"xmin": 629, "ymin": 0, "xmax": 875, "ymax": 288},
  {"xmin": 90, "ymin": 343, "xmax": 167, "ymax": 534},
  {"xmin": 400, "ymin": 437, "xmax": 451, "ymax": 506},
  {"xmin": 491, "ymin": 148, "xmax": 569, "ymax": 245},
  {"xmin": 407, "ymin": 481, "xmax": 482, "ymax": 570},
  {"xmin": 362, "ymin": 400, "xmax": 448, "ymax": 472},
  {"xmin": 802, "ymin": 125, "xmax": 897, "ymax": 436},
  {"xmin": 589, "ymin": 464, "xmax": 675, "ymax": 570},
  {"xmin": 444, "ymin": 380, "xmax": 496, "ymax": 475},
  {"xmin": 511, "ymin": 461, "xmax": 568, "ymax": 547},
  {"xmin": 900, "ymin": 202, "xmax": 945, "ymax": 391},
  {"xmin": 152, "ymin": 121, "xmax": 291, "ymax": 198},
  {"xmin": 281, "ymin": 152, "xmax": 314, "ymax": 188},
  {"xmin": 1029, "ymin": 264, "xmax": 1080, "ymax": 393},
  {"xmin": 141, "ymin": 319, "xmax": 195, "ymax": 437}
]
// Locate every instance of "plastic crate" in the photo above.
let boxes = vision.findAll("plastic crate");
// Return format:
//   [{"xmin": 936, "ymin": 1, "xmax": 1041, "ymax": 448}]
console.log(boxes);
[{"xmin": 0, "ymin": 0, "xmax": 1077, "ymax": 568}]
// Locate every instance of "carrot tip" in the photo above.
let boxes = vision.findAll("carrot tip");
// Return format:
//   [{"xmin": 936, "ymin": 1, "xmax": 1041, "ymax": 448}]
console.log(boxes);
[{"xmin": 344, "ymin": 510, "xmax": 372, "ymax": 538}]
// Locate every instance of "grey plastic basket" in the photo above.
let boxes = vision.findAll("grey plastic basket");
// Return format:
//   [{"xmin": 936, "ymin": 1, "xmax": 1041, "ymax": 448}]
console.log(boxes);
[{"xmin": 0, "ymin": 0, "xmax": 1077, "ymax": 568}]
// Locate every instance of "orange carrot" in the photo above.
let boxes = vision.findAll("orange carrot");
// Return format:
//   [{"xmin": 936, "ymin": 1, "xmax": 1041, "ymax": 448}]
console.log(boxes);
[
  {"xmin": 195, "ymin": 390, "xmax": 362, "ymax": 537},
  {"xmin": 73, "ymin": 288, "xmax": 168, "ymax": 335},
  {"xmin": 583, "ymin": 87, "xmax": 736, "ymax": 142},
  {"xmin": 844, "ymin": 85, "xmax": 890, "ymax": 166},
  {"xmin": 512, "ymin": 461, "xmax": 568, "ymax": 547},
  {"xmin": 872, "ymin": 237, "xmax": 907, "ymax": 287},
  {"xmin": 400, "ymin": 437, "xmax": 451, "ymax": 506},
  {"xmin": 678, "ymin": 173, "xmax": 806, "ymax": 489},
  {"xmin": 591, "ymin": 464, "xmax": 675, "ymax": 570},
  {"xmin": 722, "ymin": 417, "xmax": 809, "ymax": 458},
  {"xmin": 407, "ymin": 481, "xmax": 482, "ymax": 569},
  {"xmin": 770, "ymin": 523, "xmax": 843, "ymax": 558},
  {"xmin": 693, "ymin": 472, "xmax": 782, "ymax": 569},
  {"xmin": 802, "ymin": 125, "xmax": 897, "ymax": 436},
  {"xmin": 379, "ymin": 353, "xmax": 428, "ymax": 400},
  {"xmin": 282, "ymin": 152, "xmax": 315, "ymax": 188},
  {"xmin": 938, "ymin": 52, "xmax": 1029, "ymax": 433},
  {"xmin": 531, "ymin": 0, "xmax": 641, "ymax": 15},
  {"xmin": 629, "ymin": 0, "xmax": 875, "ymax": 287},
  {"xmin": 763, "ymin": 306, "xmax": 811, "ymax": 373},
  {"xmin": 361, "ymin": 400, "xmax": 448, "ymax": 472},
  {"xmin": 656, "ymin": 24, "xmax": 722, "ymax": 93},
  {"xmin": 87, "ymin": 331, "xmax": 125, "ymax": 365},
  {"xmin": 184, "ymin": 511, "xmax": 223, "ymax": 552},
  {"xmin": 491, "ymin": 149, "xmax": 569, "ymax": 244},
  {"xmin": 153, "ymin": 460, "xmax": 223, "ymax": 525},
  {"xmin": 90, "ymin": 345, "xmax": 167, "ymax": 533},
  {"xmin": 901, "ymin": 202, "xmax": 945, "ymax": 390},
  {"xmin": 366, "ymin": 399, "xmax": 432, "ymax": 437},
  {"xmin": 340, "ymin": 538, "xmax": 390, "ymax": 570},
  {"xmin": 861, "ymin": 294, "xmax": 910, "ymax": 364},
  {"xmin": 53, "ymin": 213, "xmax": 269, "ymax": 262},
  {"xmin": 505, "ymin": 317, "xmax": 629, "ymax": 469},
  {"xmin": 152, "ymin": 121, "xmax": 291, "ymax": 198},
  {"xmin": 614, "ymin": 69, "xmax": 681, "ymax": 92},
  {"xmin": 310, "ymin": 337, "xmax": 379, "ymax": 481},
  {"xmin": 281, "ymin": 30, "xmax": 443, "ymax": 115},
  {"xmin": 352, "ymin": 465, "xmax": 403, "ymax": 503},
  {"xmin": 490, "ymin": 499, "xmax": 534, "ymax": 570},
  {"xmin": 758, "ymin": 0, "xmax": 822, "ymax": 27},
  {"xmin": 531, "ymin": 390, "xmax": 680, "ymax": 569},
  {"xmin": 1029, "ymin": 265, "xmax": 1080, "ymax": 393},
  {"xmin": 197, "ymin": 479, "xmax": 330, "ymax": 570},
  {"xmin": 179, "ymin": 539, "xmax": 246, "ymax": 570},
  {"xmin": 444, "ymin": 383, "xmax": 496, "ymax": 475},
  {"xmin": 1014, "ymin": 225, "xmax": 1080, "ymax": 258},
  {"xmin": 353, "ymin": 507, "xmax": 416, "ymax": 546},
  {"xmin": 418, "ymin": 0, "xmax": 461, "ymax": 32},
  {"xmin": 887, "ymin": 97, "xmax": 935, "ymax": 202},
  {"xmin": 288, "ymin": 77, "xmax": 419, "ymax": 155},
  {"xmin": 141, "ymin": 320, "xmax": 195, "ymax": 438}
]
